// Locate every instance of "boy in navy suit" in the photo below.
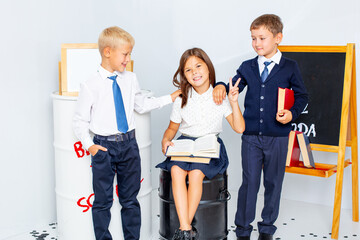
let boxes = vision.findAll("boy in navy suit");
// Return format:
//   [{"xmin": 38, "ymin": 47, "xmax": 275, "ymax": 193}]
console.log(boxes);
[{"xmin": 213, "ymin": 14, "xmax": 308, "ymax": 240}]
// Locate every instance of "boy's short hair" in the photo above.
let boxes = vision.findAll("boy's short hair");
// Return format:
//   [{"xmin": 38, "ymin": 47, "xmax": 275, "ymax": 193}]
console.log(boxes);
[
  {"xmin": 250, "ymin": 14, "xmax": 283, "ymax": 36},
  {"xmin": 98, "ymin": 26, "xmax": 135, "ymax": 56}
]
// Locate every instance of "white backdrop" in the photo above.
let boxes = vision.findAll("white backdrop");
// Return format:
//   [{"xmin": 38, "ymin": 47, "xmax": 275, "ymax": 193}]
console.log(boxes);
[{"xmin": 0, "ymin": 0, "xmax": 359, "ymax": 238}]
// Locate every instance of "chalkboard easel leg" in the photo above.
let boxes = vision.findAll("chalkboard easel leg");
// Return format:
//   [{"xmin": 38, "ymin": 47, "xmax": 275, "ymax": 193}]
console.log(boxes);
[{"xmin": 350, "ymin": 50, "xmax": 359, "ymax": 223}]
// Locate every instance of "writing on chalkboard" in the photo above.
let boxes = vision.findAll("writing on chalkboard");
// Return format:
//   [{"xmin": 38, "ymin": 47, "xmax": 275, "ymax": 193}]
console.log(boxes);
[
  {"xmin": 292, "ymin": 103, "xmax": 316, "ymax": 137},
  {"xmin": 301, "ymin": 104, "xmax": 309, "ymax": 114},
  {"xmin": 292, "ymin": 123, "xmax": 316, "ymax": 137}
]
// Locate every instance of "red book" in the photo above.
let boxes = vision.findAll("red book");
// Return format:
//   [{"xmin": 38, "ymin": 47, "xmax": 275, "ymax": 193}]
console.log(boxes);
[
  {"xmin": 278, "ymin": 88, "xmax": 295, "ymax": 115},
  {"xmin": 286, "ymin": 131, "xmax": 301, "ymax": 167}
]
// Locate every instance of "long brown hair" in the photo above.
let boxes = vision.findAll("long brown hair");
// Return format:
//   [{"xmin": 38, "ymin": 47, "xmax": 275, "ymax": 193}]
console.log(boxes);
[{"xmin": 173, "ymin": 48, "xmax": 216, "ymax": 108}]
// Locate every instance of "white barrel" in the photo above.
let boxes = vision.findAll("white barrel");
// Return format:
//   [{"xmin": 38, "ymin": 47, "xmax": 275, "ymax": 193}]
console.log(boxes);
[{"xmin": 52, "ymin": 91, "xmax": 153, "ymax": 240}]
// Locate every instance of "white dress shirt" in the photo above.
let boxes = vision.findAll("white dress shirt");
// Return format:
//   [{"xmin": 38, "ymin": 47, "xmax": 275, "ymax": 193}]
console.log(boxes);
[
  {"xmin": 73, "ymin": 65, "xmax": 172, "ymax": 149},
  {"xmin": 170, "ymin": 86, "xmax": 232, "ymax": 138},
  {"xmin": 258, "ymin": 50, "xmax": 282, "ymax": 76}
]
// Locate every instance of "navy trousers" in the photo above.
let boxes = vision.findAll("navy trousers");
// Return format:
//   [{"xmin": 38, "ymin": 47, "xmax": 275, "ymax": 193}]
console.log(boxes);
[
  {"xmin": 91, "ymin": 136, "xmax": 141, "ymax": 240},
  {"xmin": 235, "ymin": 135, "xmax": 288, "ymax": 237}
]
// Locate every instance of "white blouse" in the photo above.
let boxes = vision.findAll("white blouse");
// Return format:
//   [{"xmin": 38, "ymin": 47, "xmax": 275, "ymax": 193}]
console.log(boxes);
[{"xmin": 170, "ymin": 86, "xmax": 232, "ymax": 138}]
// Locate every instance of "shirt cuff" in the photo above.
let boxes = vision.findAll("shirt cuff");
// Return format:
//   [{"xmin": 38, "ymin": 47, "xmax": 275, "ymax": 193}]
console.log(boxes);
[
  {"xmin": 160, "ymin": 95, "xmax": 173, "ymax": 106},
  {"xmin": 83, "ymin": 138, "xmax": 94, "ymax": 151}
]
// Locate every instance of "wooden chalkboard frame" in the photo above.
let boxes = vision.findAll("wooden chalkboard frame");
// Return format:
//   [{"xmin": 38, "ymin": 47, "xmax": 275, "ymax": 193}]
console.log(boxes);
[
  {"xmin": 59, "ymin": 43, "xmax": 134, "ymax": 96},
  {"xmin": 278, "ymin": 44, "xmax": 358, "ymax": 239}
]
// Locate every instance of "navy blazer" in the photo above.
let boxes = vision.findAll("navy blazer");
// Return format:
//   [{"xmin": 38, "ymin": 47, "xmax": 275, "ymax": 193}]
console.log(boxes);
[{"xmin": 218, "ymin": 56, "xmax": 308, "ymax": 137}]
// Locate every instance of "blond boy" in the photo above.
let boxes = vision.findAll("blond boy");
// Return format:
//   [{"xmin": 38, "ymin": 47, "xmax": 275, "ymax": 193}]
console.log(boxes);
[{"xmin": 73, "ymin": 26, "xmax": 180, "ymax": 240}]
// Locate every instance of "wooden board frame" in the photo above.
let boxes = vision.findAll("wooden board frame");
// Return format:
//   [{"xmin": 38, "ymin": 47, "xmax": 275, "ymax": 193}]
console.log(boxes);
[
  {"xmin": 59, "ymin": 43, "xmax": 134, "ymax": 96},
  {"xmin": 278, "ymin": 44, "xmax": 358, "ymax": 239}
]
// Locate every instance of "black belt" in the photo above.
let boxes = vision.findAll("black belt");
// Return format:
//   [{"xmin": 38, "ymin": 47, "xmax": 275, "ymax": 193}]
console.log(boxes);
[{"xmin": 95, "ymin": 129, "xmax": 136, "ymax": 142}]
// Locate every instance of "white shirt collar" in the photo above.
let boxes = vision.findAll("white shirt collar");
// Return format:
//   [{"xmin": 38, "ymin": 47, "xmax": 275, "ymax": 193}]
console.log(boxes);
[
  {"xmin": 97, "ymin": 65, "xmax": 121, "ymax": 80},
  {"xmin": 258, "ymin": 50, "xmax": 282, "ymax": 65},
  {"xmin": 190, "ymin": 85, "xmax": 213, "ymax": 100}
]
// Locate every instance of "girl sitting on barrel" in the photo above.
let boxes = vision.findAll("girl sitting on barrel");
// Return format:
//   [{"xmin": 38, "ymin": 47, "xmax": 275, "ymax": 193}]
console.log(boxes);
[{"xmin": 156, "ymin": 47, "xmax": 245, "ymax": 240}]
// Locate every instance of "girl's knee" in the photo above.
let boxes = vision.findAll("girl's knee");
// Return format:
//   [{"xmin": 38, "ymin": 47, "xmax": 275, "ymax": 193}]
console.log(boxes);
[
  {"xmin": 171, "ymin": 165, "xmax": 185, "ymax": 174},
  {"xmin": 188, "ymin": 169, "xmax": 205, "ymax": 182},
  {"xmin": 171, "ymin": 165, "xmax": 187, "ymax": 180}
]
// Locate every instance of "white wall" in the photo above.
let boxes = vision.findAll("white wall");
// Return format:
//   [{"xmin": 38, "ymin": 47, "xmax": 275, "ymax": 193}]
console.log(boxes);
[{"xmin": 0, "ymin": 0, "xmax": 359, "ymax": 238}]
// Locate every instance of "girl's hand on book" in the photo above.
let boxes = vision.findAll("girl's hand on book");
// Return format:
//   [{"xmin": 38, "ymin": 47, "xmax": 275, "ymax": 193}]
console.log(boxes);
[
  {"xmin": 162, "ymin": 140, "xmax": 174, "ymax": 155},
  {"xmin": 228, "ymin": 77, "xmax": 241, "ymax": 103},
  {"xmin": 276, "ymin": 109, "xmax": 293, "ymax": 124}
]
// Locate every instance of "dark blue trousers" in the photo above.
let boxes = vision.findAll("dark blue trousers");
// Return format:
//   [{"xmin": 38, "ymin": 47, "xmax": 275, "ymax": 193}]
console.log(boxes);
[
  {"xmin": 235, "ymin": 135, "xmax": 288, "ymax": 237},
  {"xmin": 91, "ymin": 136, "xmax": 141, "ymax": 240}
]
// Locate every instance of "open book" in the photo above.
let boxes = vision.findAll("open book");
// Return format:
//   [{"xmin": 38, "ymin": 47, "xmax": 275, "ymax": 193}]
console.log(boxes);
[{"xmin": 166, "ymin": 134, "xmax": 220, "ymax": 161}]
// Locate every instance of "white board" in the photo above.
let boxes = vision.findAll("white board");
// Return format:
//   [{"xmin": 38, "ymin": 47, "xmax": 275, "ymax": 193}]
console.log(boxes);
[{"xmin": 66, "ymin": 48, "xmax": 101, "ymax": 92}]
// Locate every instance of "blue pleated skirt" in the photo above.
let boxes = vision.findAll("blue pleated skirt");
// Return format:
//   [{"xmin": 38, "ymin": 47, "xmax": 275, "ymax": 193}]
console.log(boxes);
[{"xmin": 155, "ymin": 135, "xmax": 229, "ymax": 179}]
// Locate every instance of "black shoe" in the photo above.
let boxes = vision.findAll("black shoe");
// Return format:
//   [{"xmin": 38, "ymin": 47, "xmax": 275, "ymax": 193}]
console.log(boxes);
[
  {"xmin": 191, "ymin": 226, "xmax": 199, "ymax": 240},
  {"xmin": 237, "ymin": 237, "xmax": 250, "ymax": 240},
  {"xmin": 172, "ymin": 229, "xmax": 182, "ymax": 240},
  {"xmin": 182, "ymin": 230, "xmax": 191, "ymax": 240},
  {"xmin": 181, "ymin": 227, "xmax": 198, "ymax": 240},
  {"xmin": 258, "ymin": 233, "xmax": 273, "ymax": 240}
]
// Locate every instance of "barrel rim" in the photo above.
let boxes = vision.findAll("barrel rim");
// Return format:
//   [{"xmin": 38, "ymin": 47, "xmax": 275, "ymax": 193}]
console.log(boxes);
[{"xmin": 51, "ymin": 92, "xmax": 78, "ymax": 101}]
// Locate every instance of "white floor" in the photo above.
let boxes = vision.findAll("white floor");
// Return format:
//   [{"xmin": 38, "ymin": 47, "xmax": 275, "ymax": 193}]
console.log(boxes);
[{"xmin": 5, "ymin": 190, "xmax": 360, "ymax": 240}]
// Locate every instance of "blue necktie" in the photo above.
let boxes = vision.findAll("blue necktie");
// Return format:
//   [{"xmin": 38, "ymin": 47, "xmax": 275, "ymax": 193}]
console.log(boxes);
[
  {"xmin": 261, "ymin": 61, "xmax": 272, "ymax": 82},
  {"xmin": 108, "ymin": 75, "xmax": 128, "ymax": 133}
]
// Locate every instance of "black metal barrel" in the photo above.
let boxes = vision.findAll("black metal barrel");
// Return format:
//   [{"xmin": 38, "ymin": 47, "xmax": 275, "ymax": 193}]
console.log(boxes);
[{"xmin": 158, "ymin": 169, "xmax": 230, "ymax": 240}]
